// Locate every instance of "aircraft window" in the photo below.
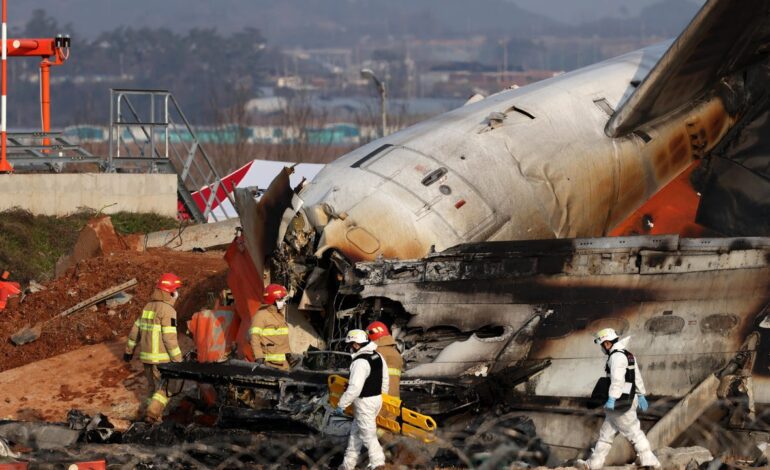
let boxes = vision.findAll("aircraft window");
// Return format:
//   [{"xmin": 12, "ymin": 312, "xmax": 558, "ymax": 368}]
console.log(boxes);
[
  {"xmin": 646, "ymin": 315, "xmax": 685, "ymax": 336},
  {"xmin": 351, "ymin": 143, "xmax": 393, "ymax": 168},
  {"xmin": 421, "ymin": 167, "xmax": 448, "ymax": 186},
  {"xmin": 475, "ymin": 325, "xmax": 506, "ymax": 338}
]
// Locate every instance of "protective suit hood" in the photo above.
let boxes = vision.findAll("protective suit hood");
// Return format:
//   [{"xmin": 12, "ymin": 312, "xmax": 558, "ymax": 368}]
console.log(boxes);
[
  {"xmin": 610, "ymin": 336, "xmax": 631, "ymax": 352},
  {"xmin": 351, "ymin": 341, "xmax": 378, "ymax": 358}
]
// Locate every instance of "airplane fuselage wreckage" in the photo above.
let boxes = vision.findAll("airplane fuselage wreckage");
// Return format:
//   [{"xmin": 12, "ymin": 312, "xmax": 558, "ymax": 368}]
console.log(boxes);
[{"xmin": 164, "ymin": 0, "xmax": 770, "ymax": 463}]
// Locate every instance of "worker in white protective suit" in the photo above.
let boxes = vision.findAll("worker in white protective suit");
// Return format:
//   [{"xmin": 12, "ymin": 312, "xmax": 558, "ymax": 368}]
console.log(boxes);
[
  {"xmin": 335, "ymin": 329, "xmax": 389, "ymax": 470},
  {"xmin": 578, "ymin": 328, "xmax": 661, "ymax": 469}
]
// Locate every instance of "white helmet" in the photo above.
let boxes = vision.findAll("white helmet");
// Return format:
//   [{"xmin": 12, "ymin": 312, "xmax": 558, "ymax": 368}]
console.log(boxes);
[
  {"xmin": 594, "ymin": 327, "xmax": 619, "ymax": 344},
  {"xmin": 345, "ymin": 329, "xmax": 369, "ymax": 344}
]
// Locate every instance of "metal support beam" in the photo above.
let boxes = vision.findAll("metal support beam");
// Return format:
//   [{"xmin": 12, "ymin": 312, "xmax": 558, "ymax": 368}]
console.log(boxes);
[{"xmin": 606, "ymin": 374, "xmax": 721, "ymax": 465}]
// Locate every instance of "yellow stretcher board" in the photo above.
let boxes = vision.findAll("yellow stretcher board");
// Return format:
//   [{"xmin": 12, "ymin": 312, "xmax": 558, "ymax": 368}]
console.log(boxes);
[{"xmin": 327, "ymin": 374, "xmax": 437, "ymax": 443}]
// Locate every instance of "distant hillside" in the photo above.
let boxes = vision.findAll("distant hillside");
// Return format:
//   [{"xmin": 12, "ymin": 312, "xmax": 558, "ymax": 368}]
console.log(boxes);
[
  {"xmin": 512, "ymin": 0, "xmax": 705, "ymax": 25},
  {"xmin": 12, "ymin": 0, "xmax": 705, "ymax": 47},
  {"xmin": 12, "ymin": 0, "xmax": 562, "ymax": 45},
  {"xmin": 572, "ymin": 0, "xmax": 702, "ymax": 37}
]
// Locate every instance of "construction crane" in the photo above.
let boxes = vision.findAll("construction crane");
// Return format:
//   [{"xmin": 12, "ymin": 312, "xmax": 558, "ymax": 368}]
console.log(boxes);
[{"xmin": 0, "ymin": 0, "xmax": 71, "ymax": 172}]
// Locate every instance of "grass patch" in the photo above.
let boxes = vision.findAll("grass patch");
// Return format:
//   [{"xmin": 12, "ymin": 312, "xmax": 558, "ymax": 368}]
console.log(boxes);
[
  {"xmin": 0, "ymin": 209, "xmax": 179, "ymax": 283},
  {"xmin": 110, "ymin": 211, "xmax": 178, "ymax": 235}
]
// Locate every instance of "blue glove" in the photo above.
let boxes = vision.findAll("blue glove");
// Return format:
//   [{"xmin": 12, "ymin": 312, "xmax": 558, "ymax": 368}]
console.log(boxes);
[
  {"xmin": 604, "ymin": 398, "xmax": 615, "ymax": 410},
  {"xmin": 333, "ymin": 406, "xmax": 346, "ymax": 416},
  {"xmin": 637, "ymin": 395, "xmax": 649, "ymax": 412}
]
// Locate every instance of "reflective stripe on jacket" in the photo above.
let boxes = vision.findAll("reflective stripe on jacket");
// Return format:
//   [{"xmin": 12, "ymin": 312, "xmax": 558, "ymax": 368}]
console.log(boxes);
[
  {"xmin": 125, "ymin": 288, "xmax": 182, "ymax": 364},
  {"xmin": 249, "ymin": 304, "xmax": 291, "ymax": 367}
]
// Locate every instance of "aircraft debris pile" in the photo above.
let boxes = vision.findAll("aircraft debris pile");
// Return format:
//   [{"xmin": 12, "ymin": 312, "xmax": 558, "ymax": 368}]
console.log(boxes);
[{"xmin": 0, "ymin": 410, "xmax": 552, "ymax": 469}]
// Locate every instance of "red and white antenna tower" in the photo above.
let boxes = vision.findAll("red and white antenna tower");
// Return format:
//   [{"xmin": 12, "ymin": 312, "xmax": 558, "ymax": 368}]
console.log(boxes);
[{"xmin": 0, "ymin": 0, "xmax": 10, "ymax": 172}]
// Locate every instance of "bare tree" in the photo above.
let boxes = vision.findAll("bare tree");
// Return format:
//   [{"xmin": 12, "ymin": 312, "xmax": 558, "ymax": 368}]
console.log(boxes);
[
  {"xmin": 274, "ymin": 91, "xmax": 333, "ymax": 164},
  {"xmin": 206, "ymin": 83, "xmax": 255, "ymax": 175},
  {"xmin": 354, "ymin": 98, "xmax": 412, "ymax": 146}
]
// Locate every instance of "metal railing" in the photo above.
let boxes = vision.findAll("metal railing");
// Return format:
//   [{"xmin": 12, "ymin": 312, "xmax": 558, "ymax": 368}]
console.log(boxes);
[
  {"xmin": 6, "ymin": 131, "xmax": 100, "ymax": 171},
  {"xmin": 107, "ymin": 88, "xmax": 236, "ymax": 223}
]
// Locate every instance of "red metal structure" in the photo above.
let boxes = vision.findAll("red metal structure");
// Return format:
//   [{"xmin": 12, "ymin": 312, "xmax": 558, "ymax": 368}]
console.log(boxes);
[
  {"xmin": 9, "ymin": 37, "xmax": 70, "ymax": 144},
  {"xmin": 1, "ymin": 0, "xmax": 8, "ymax": 172},
  {"xmin": 0, "ymin": 0, "xmax": 70, "ymax": 172}
]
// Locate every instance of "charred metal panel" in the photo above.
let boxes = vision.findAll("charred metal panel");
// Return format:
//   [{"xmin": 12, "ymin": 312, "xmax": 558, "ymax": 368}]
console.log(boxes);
[
  {"xmin": 354, "ymin": 236, "xmax": 680, "ymax": 288},
  {"xmin": 408, "ymin": 327, "xmax": 514, "ymax": 377},
  {"xmin": 234, "ymin": 168, "xmax": 295, "ymax": 277},
  {"xmin": 400, "ymin": 304, "xmax": 535, "ymax": 333},
  {"xmin": 217, "ymin": 407, "xmax": 315, "ymax": 434},
  {"xmin": 526, "ymin": 296, "xmax": 750, "ymax": 398},
  {"xmin": 696, "ymin": 80, "xmax": 770, "ymax": 235},
  {"xmin": 640, "ymin": 248, "xmax": 770, "ymax": 274},
  {"xmin": 348, "ymin": 236, "xmax": 770, "ymax": 401},
  {"xmin": 159, "ymin": 360, "xmax": 333, "ymax": 388},
  {"xmin": 697, "ymin": 157, "xmax": 770, "ymax": 236}
]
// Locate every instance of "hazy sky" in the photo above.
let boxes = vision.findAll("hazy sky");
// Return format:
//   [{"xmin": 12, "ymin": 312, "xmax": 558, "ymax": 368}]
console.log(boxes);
[
  {"xmin": 11, "ymin": 0, "xmax": 708, "ymax": 37},
  {"xmin": 512, "ymin": 0, "xmax": 706, "ymax": 24}
]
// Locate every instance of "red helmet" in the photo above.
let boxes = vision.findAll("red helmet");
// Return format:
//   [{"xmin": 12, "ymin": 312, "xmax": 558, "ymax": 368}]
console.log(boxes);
[
  {"xmin": 157, "ymin": 272, "xmax": 182, "ymax": 293},
  {"xmin": 366, "ymin": 321, "xmax": 390, "ymax": 341},
  {"xmin": 263, "ymin": 283, "xmax": 288, "ymax": 305}
]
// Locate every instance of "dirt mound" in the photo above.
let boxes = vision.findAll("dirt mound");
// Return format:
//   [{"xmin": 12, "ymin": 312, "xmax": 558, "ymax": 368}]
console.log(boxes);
[
  {"xmin": 0, "ymin": 249, "xmax": 228, "ymax": 372},
  {"xmin": 54, "ymin": 215, "xmax": 143, "ymax": 278}
]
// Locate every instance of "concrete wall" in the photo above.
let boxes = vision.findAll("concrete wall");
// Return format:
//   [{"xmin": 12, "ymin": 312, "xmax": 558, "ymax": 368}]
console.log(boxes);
[{"xmin": 0, "ymin": 174, "xmax": 177, "ymax": 217}]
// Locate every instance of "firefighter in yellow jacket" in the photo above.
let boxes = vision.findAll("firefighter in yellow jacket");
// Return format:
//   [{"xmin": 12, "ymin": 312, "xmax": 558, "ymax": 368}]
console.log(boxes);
[
  {"xmin": 249, "ymin": 283, "xmax": 291, "ymax": 370},
  {"xmin": 124, "ymin": 272, "xmax": 183, "ymax": 422},
  {"xmin": 367, "ymin": 321, "xmax": 403, "ymax": 397}
]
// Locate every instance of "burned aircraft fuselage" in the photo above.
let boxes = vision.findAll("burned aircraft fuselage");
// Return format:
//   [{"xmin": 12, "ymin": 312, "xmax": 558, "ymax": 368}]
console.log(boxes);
[
  {"xmin": 193, "ymin": 0, "xmax": 770, "ymax": 426},
  {"xmin": 172, "ymin": 234, "xmax": 770, "ymax": 419},
  {"xmin": 241, "ymin": 42, "xmax": 770, "ymax": 412},
  {"xmin": 342, "ymin": 236, "xmax": 770, "ymax": 405},
  {"xmin": 169, "ymin": 3, "xmax": 770, "ymax": 463},
  {"xmin": 252, "ymin": 40, "xmax": 767, "ymax": 408},
  {"xmin": 293, "ymin": 42, "xmax": 734, "ymax": 265}
]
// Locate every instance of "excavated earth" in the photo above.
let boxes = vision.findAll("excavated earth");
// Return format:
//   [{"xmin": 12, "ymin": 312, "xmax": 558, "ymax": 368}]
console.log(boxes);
[{"xmin": 0, "ymin": 249, "xmax": 228, "ymax": 373}]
